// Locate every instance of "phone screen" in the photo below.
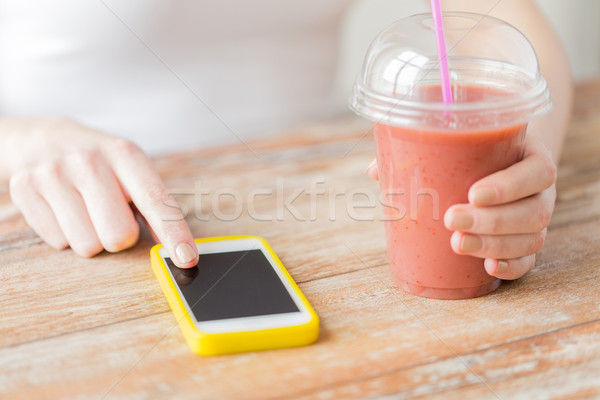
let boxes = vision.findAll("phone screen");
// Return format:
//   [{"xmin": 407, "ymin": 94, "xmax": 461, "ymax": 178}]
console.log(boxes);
[{"xmin": 165, "ymin": 249, "xmax": 300, "ymax": 322}]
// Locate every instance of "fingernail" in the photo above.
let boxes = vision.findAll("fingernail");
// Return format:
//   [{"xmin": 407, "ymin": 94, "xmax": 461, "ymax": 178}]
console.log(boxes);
[
  {"xmin": 496, "ymin": 260, "xmax": 509, "ymax": 274},
  {"xmin": 470, "ymin": 188, "xmax": 496, "ymax": 206},
  {"xmin": 460, "ymin": 234, "xmax": 482, "ymax": 253},
  {"xmin": 175, "ymin": 242, "xmax": 197, "ymax": 264},
  {"xmin": 450, "ymin": 211, "xmax": 474, "ymax": 230},
  {"xmin": 367, "ymin": 159, "xmax": 377, "ymax": 171}
]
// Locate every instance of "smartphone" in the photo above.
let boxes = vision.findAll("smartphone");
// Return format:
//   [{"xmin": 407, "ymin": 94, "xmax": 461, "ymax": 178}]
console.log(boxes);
[{"xmin": 150, "ymin": 236, "xmax": 319, "ymax": 356}]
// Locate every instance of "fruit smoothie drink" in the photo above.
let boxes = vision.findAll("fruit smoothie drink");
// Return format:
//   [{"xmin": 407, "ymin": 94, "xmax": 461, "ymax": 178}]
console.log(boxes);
[
  {"xmin": 350, "ymin": 13, "xmax": 550, "ymax": 299},
  {"xmin": 375, "ymin": 87, "xmax": 526, "ymax": 299}
]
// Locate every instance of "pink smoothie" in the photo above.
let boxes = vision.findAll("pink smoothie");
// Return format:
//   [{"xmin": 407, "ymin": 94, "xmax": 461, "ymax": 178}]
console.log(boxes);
[{"xmin": 374, "ymin": 86, "xmax": 527, "ymax": 299}]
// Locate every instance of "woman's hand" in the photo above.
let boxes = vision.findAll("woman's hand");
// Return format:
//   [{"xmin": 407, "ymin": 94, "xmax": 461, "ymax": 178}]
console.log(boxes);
[
  {"xmin": 366, "ymin": 136, "xmax": 557, "ymax": 280},
  {"xmin": 5, "ymin": 118, "xmax": 198, "ymax": 268},
  {"xmin": 443, "ymin": 137, "xmax": 556, "ymax": 279}
]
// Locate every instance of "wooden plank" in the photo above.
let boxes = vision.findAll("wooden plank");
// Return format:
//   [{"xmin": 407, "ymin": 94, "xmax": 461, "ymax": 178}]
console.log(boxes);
[
  {"xmin": 293, "ymin": 320, "xmax": 600, "ymax": 400},
  {"xmin": 1, "ymin": 215, "xmax": 599, "ymax": 399},
  {"xmin": 0, "ymin": 266, "xmax": 454, "ymax": 400},
  {"xmin": 0, "ymin": 236, "xmax": 169, "ymax": 348}
]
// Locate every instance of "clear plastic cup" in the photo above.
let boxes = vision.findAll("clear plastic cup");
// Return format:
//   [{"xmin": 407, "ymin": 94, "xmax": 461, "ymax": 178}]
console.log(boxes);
[{"xmin": 350, "ymin": 13, "xmax": 551, "ymax": 299}]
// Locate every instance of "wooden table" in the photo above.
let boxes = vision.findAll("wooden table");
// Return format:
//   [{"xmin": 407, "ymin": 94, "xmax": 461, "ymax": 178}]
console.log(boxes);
[{"xmin": 1, "ymin": 81, "xmax": 599, "ymax": 400}]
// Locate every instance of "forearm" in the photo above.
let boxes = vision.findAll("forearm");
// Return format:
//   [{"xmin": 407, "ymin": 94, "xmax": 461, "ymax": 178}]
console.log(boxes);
[
  {"xmin": 511, "ymin": 5, "xmax": 573, "ymax": 164},
  {"xmin": 444, "ymin": 0, "xmax": 574, "ymax": 163}
]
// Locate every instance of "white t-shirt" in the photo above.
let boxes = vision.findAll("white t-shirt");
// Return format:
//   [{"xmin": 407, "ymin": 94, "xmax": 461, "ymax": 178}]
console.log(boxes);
[{"xmin": 0, "ymin": 0, "xmax": 352, "ymax": 154}]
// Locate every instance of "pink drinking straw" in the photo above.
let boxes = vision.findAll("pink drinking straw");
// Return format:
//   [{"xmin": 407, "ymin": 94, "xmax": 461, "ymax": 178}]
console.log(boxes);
[{"xmin": 430, "ymin": 0, "xmax": 453, "ymax": 104}]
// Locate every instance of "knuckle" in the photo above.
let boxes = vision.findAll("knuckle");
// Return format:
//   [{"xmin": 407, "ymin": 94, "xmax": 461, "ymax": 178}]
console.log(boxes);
[
  {"xmin": 548, "ymin": 184, "xmax": 557, "ymax": 202},
  {"xmin": 542, "ymin": 158, "xmax": 558, "ymax": 187},
  {"xmin": 108, "ymin": 138, "xmax": 142, "ymax": 157},
  {"xmin": 523, "ymin": 254, "xmax": 537, "ymax": 274},
  {"xmin": 487, "ymin": 213, "xmax": 502, "ymax": 233},
  {"xmin": 537, "ymin": 200, "xmax": 554, "ymax": 230},
  {"xmin": 65, "ymin": 148, "xmax": 100, "ymax": 170},
  {"xmin": 529, "ymin": 230, "xmax": 546, "ymax": 254},
  {"xmin": 524, "ymin": 254, "xmax": 537, "ymax": 269},
  {"xmin": 143, "ymin": 182, "xmax": 170, "ymax": 206},
  {"xmin": 506, "ymin": 255, "xmax": 537, "ymax": 280},
  {"xmin": 9, "ymin": 171, "xmax": 33, "ymax": 199},
  {"xmin": 64, "ymin": 149, "xmax": 105, "ymax": 184},
  {"xmin": 33, "ymin": 160, "xmax": 63, "ymax": 184}
]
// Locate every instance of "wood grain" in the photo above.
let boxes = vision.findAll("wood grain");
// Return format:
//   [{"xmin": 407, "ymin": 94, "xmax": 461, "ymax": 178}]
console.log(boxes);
[{"xmin": 1, "ymin": 82, "xmax": 599, "ymax": 399}]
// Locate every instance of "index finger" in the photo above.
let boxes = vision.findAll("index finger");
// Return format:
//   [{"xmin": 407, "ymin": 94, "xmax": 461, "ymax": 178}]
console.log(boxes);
[
  {"xmin": 103, "ymin": 139, "xmax": 199, "ymax": 268},
  {"xmin": 468, "ymin": 137, "xmax": 557, "ymax": 207}
]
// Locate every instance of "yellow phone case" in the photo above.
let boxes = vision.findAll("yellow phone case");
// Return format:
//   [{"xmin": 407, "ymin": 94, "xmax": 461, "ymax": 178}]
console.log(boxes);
[{"xmin": 150, "ymin": 236, "xmax": 319, "ymax": 356}]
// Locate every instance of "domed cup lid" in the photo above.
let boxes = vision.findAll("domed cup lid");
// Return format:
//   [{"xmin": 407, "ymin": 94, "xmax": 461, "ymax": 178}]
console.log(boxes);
[{"xmin": 349, "ymin": 12, "xmax": 551, "ymax": 131}]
